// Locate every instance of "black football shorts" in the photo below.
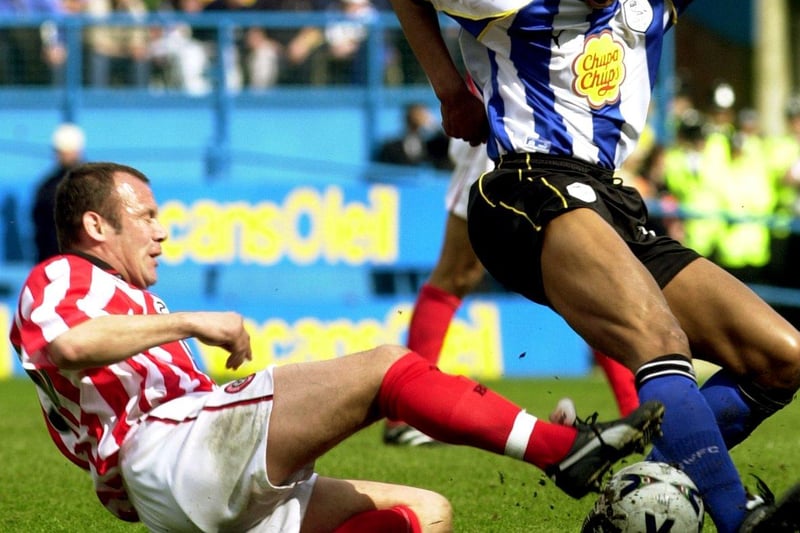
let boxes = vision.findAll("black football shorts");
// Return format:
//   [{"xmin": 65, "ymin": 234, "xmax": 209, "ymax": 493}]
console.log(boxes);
[{"xmin": 467, "ymin": 153, "xmax": 700, "ymax": 307}]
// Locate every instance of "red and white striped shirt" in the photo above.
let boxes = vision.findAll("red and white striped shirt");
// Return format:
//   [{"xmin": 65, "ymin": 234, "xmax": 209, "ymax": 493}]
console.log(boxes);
[{"xmin": 10, "ymin": 253, "xmax": 215, "ymax": 521}]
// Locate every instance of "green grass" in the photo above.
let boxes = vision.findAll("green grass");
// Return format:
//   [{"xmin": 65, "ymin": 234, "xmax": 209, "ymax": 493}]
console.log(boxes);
[{"xmin": 1, "ymin": 374, "xmax": 798, "ymax": 532}]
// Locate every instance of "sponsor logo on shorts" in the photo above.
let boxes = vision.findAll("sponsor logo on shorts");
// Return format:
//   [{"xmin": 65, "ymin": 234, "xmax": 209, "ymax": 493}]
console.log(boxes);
[
  {"xmin": 638, "ymin": 225, "xmax": 656, "ymax": 239},
  {"xmin": 224, "ymin": 374, "xmax": 256, "ymax": 393},
  {"xmin": 566, "ymin": 182, "xmax": 598, "ymax": 203}
]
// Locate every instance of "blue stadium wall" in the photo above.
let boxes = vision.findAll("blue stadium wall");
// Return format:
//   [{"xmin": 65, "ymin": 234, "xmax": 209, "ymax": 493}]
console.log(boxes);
[
  {"xmin": 0, "ymin": 98, "xmax": 591, "ymax": 381},
  {"xmin": 0, "ymin": 5, "xmax": 772, "ymax": 382}
]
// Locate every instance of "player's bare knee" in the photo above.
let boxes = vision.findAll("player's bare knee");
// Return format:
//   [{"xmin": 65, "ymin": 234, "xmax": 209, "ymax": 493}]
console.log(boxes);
[
  {"xmin": 666, "ymin": 325, "xmax": 691, "ymax": 353},
  {"xmin": 413, "ymin": 490, "xmax": 453, "ymax": 532},
  {"xmin": 371, "ymin": 344, "xmax": 411, "ymax": 372},
  {"xmin": 767, "ymin": 332, "xmax": 800, "ymax": 391},
  {"xmin": 647, "ymin": 308, "xmax": 690, "ymax": 355},
  {"xmin": 740, "ymin": 329, "xmax": 800, "ymax": 392},
  {"xmin": 620, "ymin": 318, "xmax": 690, "ymax": 368}
]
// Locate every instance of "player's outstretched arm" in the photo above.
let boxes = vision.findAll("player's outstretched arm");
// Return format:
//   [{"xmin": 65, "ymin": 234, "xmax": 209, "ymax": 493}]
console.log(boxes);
[
  {"xmin": 388, "ymin": 0, "xmax": 487, "ymax": 145},
  {"xmin": 47, "ymin": 311, "xmax": 252, "ymax": 371},
  {"xmin": 189, "ymin": 311, "xmax": 253, "ymax": 370}
]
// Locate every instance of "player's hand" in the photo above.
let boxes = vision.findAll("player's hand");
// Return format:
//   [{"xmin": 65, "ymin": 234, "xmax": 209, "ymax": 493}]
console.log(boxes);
[
  {"xmin": 440, "ymin": 89, "xmax": 488, "ymax": 146},
  {"xmin": 192, "ymin": 312, "xmax": 253, "ymax": 370}
]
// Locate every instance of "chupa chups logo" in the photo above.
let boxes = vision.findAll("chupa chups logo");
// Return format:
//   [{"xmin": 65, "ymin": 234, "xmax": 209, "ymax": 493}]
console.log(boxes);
[{"xmin": 572, "ymin": 30, "xmax": 625, "ymax": 109}]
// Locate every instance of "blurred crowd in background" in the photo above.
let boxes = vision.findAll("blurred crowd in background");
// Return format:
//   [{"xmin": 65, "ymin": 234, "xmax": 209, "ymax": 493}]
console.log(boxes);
[
  {"xmin": 0, "ymin": 0, "xmax": 446, "ymax": 90},
  {"xmin": 616, "ymin": 84, "xmax": 800, "ymax": 292}
]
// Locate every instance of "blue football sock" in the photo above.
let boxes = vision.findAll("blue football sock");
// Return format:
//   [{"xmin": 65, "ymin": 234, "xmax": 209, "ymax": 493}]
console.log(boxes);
[
  {"xmin": 701, "ymin": 369, "xmax": 794, "ymax": 449},
  {"xmin": 699, "ymin": 370, "xmax": 754, "ymax": 449},
  {"xmin": 638, "ymin": 360, "xmax": 748, "ymax": 532}
]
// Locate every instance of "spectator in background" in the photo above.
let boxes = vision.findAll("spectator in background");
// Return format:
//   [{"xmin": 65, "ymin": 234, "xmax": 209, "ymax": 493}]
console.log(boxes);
[
  {"xmin": 243, "ymin": 26, "xmax": 281, "ymax": 89},
  {"xmin": 771, "ymin": 98, "xmax": 800, "ymax": 216},
  {"xmin": 321, "ymin": 0, "xmax": 376, "ymax": 85},
  {"xmin": 148, "ymin": 0, "xmax": 212, "ymax": 94},
  {"xmin": 197, "ymin": 0, "xmax": 328, "ymax": 91},
  {"xmin": 374, "ymin": 102, "xmax": 451, "ymax": 170},
  {"xmin": 242, "ymin": 0, "xmax": 387, "ymax": 88},
  {"xmin": 767, "ymin": 96, "xmax": 800, "ymax": 289},
  {"xmin": 737, "ymin": 108, "xmax": 765, "ymax": 160},
  {"xmin": 0, "ymin": 0, "xmax": 66, "ymax": 85},
  {"xmin": 85, "ymin": 0, "xmax": 150, "ymax": 87},
  {"xmin": 711, "ymin": 110, "xmax": 775, "ymax": 284},
  {"xmin": 666, "ymin": 81, "xmax": 695, "ymax": 137},
  {"xmin": 252, "ymin": 0, "xmax": 329, "ymax": 86},
  {"xmin": 44, "ymin": 0, "xmax": 88, "ymax": 85},
  {"xmin": 665, "ymin": 106, "xmax": 775, "ymax": 285},
  {"xmin": 32, "ymin": 123, "xmax": 86, "ymax": 262},
  {"xmin": 663, "ymin": 108, "xmax": 724, "ymax": 259},
  {"xmin": 705, "ymin": 80, "xmax": 737, "ymax": 138},
  {"xmin": 197, "ymin": 0, "xmax": 251, "ymax": 91}
]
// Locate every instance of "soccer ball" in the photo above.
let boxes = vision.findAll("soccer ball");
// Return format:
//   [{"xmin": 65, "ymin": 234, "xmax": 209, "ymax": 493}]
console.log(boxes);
[{"xmin": 581, "ymin": 461, "xmax": 704, "ymax": 533}]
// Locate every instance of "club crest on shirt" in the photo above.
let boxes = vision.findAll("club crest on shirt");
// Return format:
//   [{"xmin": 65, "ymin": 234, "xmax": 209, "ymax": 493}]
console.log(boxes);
[
  {"xmin": 622, "ymin": 0, "xmax": 654, "ymax": 33},
  {"xmin": 153, "ymin": 297, "xmax": 167, "ymax": 314},
  {"xmin": 572, "ymin": 30, "xmax": 625, "ymax": 109},
  {"xmin": 224, "ymin": 373, "xmax": 256, "ymax": 393}
]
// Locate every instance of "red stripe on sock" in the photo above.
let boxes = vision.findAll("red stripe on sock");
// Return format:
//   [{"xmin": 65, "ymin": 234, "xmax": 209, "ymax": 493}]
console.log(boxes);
[{"xmin": 524, "ymin": 419, "xmax": 579, "ymax": 469}]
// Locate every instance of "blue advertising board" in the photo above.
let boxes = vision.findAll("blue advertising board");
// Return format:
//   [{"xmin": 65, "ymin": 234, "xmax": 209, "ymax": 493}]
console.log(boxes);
[{"xmin": 0, "ymin": 179, "xmax": 590, "ymax": 380}]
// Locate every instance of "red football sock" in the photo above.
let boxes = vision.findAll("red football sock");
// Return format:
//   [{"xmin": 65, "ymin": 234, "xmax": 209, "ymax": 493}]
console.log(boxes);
[
  {"xmin": 333, "ymin": 505, "xmax": 421, "ymax": 533},
  {"xmin": 378, "ymin": 352, "xmax": 578, "ymax": 469},
  {"xmin": 406, "ymin": 283, "xmax": 462, "ymax": 364},
  {"xmin": 389, "ymin": 284, "xmax": 461, "ymax": 428},
  {"xmin": 593, "ymin": 350, "xmax": 639, "ymax": 416}
]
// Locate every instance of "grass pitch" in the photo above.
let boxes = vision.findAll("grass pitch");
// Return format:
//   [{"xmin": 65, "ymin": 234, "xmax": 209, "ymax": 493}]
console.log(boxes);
[{"xmin": 1, "ymin": 373, "xmax": 798, "ymax": 532}]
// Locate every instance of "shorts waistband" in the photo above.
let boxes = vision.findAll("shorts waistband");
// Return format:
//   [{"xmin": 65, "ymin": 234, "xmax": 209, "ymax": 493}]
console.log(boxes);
[{"xmin": 495, "ymin": 153, "xmax": 614, "ymax": 179}]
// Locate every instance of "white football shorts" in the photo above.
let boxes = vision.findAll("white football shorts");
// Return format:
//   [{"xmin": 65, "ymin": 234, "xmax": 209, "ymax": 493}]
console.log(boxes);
[
  {"xmin": 120, "ymin": 368, "xmax": 317, "ymax": 533},
  {"xmin": 445, "ymin": 138, "xmax": 494, "ymax": 220}
]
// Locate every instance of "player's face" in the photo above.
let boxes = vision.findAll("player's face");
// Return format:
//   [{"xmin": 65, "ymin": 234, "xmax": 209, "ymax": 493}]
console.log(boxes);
[{"xmin": 109, "ymin": 173, "xmax": 167, "ymax": 289}]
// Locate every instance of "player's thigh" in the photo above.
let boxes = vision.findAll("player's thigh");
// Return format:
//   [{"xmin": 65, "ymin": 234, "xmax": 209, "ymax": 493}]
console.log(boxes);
[
  {"xmin": 542, "ymin": 208, "xmax": 686, "ymax": 367},
  {"xmin": 301, "ymin": 476, "xmax": 452, "ymax": 533},
  {"xmin": 663, "ymin": 257, "xmax": 800, "ymax": 388},
  {"xmin": 268, "ymin": 345, "xmax": 407, "ymax": 482}
]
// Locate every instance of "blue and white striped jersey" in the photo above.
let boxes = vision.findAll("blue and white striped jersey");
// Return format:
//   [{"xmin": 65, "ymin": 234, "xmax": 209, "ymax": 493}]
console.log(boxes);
[{"xmin": 436, "ymin": 0, "xmax": 693, "ymax": 170}]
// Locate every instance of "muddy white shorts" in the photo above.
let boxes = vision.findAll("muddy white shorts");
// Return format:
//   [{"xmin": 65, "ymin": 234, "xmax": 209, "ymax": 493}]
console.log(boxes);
[
  {"xmin": 445, "ymin": 138, "xmax": 494, "ymax": 219},
  {"xmin": 120, "ymin": 368, "xmax": 317, "ymax": 533}
]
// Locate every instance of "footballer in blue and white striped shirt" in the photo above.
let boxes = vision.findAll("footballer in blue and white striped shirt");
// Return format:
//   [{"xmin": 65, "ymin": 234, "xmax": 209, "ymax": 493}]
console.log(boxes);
[{"xmin": 390, "ymin": 1, "xmax": 800, "ymax": 531}]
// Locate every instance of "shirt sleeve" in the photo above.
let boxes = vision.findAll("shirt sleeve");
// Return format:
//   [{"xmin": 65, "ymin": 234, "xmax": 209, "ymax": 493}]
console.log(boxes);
[{"xmin": 15, "ymin": 257, "xmax": 98, "ymax": 370}]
